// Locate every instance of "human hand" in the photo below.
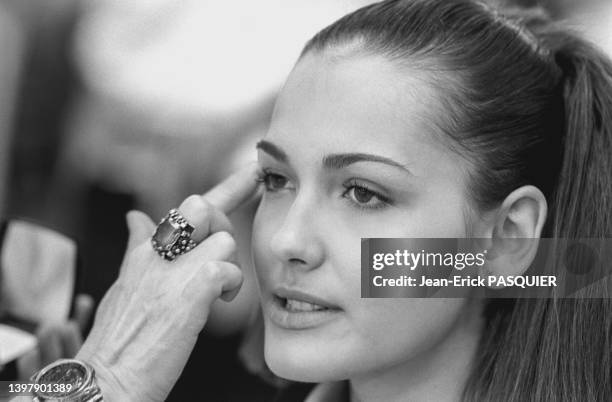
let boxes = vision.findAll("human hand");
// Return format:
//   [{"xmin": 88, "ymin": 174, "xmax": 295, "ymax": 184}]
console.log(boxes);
[{"xmin": 75, "ymin": 163, "xmax": 261, "ymax": 401}]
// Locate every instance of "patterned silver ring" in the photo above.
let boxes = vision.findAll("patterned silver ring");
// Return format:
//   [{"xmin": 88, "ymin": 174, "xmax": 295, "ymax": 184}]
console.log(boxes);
[{"xmin": 151, "ymin": 209, "xmax": 198, "ymax": 261}]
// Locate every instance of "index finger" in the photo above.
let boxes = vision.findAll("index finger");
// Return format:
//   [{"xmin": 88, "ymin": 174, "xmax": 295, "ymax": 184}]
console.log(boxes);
[{"xmin": 202, "ymin": 162, "xmax": 262, "ymax": 213}]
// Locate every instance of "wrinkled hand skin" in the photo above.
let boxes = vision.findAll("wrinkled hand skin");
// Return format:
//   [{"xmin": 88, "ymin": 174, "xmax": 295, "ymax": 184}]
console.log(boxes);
[
  {"xmin": 76, "ymin": 164, "xmax": 260, "ymax": 401},
  {"xmin": 78, "ymin": 212, "xmax": 241, "ymax": 402}
]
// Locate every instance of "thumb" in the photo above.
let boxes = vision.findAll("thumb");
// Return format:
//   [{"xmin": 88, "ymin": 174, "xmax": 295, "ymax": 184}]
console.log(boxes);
[{"xmin": 126, "ymin": 210, "xmax": 156, "ymax": 252}]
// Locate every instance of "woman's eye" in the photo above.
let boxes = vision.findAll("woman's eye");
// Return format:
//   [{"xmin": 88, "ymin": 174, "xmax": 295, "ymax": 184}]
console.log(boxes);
[
  {"xmin": 342, "ymin": 181, "xmax": 391, "ymax": 210},
  {"xmin": 259, "ymin": 172, "xmax": 290, "ymax": 192},
  {"xmin": 351, "ymin": 187, "xmax": 375, "ymax": 203}
]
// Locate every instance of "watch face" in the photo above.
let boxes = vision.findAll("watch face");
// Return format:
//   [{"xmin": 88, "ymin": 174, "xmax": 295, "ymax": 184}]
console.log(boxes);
[{"xmin": 36, "ymin": 361, "xmax": 87, "ymax": 397}]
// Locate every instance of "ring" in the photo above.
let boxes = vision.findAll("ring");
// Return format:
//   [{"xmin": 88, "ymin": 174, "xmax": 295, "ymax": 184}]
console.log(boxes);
[{"xmin": 151, "ymin": 209, "xmax": 198, "ymax": 261}]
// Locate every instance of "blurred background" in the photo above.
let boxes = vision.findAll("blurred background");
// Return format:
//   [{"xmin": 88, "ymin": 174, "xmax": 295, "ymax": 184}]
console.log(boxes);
[{"xmin": 0, "ymin": 0, "xmax": 610, "ymax": 400}]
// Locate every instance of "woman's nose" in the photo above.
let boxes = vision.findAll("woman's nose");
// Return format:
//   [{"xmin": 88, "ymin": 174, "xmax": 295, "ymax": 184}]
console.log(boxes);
[{"xmin": 269, "ymin": 197, "xmax": 325, "ymax": 270}]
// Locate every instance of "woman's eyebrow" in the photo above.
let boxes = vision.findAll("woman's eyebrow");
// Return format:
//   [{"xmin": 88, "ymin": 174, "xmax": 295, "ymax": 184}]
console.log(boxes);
[
  {"xmin": 256, "ymin": 140, "xmax": 288, "ymax": 163},
  {"xmin": 323, "ymin": 153, "xmax": 413, "ymax": 175},
  {"xmin": 256, "ymin": 140, "xmax": 412, "ymax": 175}
]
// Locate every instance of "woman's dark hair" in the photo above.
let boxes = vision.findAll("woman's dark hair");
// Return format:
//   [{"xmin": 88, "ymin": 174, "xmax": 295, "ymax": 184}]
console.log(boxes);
[{"xmin": 300, "ymin": 0, "xmax": 612, "ymax": 400}]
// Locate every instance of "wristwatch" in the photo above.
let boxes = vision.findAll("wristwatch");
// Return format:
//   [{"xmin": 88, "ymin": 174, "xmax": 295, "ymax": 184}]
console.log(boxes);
[{"xmin": 30, "ymin": 358, "xmax": 103, "ymax": 401}]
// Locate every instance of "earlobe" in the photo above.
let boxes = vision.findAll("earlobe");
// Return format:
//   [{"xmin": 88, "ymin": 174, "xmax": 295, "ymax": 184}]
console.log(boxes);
[{"xmin": 482, "ymin": 186, "xmax": 548, "ymax": 284}]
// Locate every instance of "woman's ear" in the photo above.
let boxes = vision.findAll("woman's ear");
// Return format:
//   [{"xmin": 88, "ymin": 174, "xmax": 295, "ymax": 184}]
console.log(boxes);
[{"xmin": 480, "ymin": 185, "xmax": 547, "ymax": 285}]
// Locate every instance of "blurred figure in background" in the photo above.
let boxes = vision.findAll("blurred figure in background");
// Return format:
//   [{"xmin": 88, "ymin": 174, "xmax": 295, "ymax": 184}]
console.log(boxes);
[
  {"xmin": 0, "ymin": 1, "xmax": 25, "ymax": 217},
  {"xmin": 3, "ymin": 0, "xmax": 81, "ymax": 220},
  {"xmin": 0, "ymin": 0, "xmax": 92, "ymax": 382}
]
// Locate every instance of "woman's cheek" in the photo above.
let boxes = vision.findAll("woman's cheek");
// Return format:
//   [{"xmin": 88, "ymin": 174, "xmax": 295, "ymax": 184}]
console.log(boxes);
[
  {"xmin": 251, "ymin": 205, "xmax": 270, "ymax": 276},
  {"xmin": 251, "ymin": 198, "xmax": 284, "ymax": 277}
]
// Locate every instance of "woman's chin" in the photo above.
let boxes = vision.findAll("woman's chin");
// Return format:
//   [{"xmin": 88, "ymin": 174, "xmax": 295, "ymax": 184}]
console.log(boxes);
[
  {"xmin": 263, "ymin": 336, "xmax": 351, "ymax": 383},
  {"xmin": 265, "ymin": 351, "xmax": 346, "ymax": 383}
]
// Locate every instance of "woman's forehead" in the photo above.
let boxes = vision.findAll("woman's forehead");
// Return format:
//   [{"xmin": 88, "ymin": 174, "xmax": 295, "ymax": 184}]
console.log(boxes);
[
  {"xmin": 278, "ymin": 52, "xmax": 435, "ymax": 114},
  {"xmin": 266, "ymin": 53, "xmax": 454, "ymax": 173}
]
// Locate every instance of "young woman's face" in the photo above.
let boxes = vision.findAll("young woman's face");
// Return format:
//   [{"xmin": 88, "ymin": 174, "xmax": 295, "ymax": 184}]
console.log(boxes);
[{"xmin": 252, "ymin": 52, "xmax": 476, "ymax": 382}]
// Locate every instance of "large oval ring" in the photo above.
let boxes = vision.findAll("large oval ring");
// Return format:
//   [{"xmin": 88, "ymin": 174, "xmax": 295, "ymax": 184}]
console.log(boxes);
[{"xmin": 151, "ymin": 209, "xmax": 198, "ymax": 261}]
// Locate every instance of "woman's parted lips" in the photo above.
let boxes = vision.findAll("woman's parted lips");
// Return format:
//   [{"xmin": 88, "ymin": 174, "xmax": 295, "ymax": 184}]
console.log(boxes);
[{"xmin": 272, "ymin": 286, "xmax": 342, "ymax": 310}]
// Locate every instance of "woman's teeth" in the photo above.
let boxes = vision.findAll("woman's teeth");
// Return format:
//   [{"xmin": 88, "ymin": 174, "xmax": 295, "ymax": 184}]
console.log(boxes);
[{"xmin": 284, "ymin": 298, "xmax": 328, "ymax": 312}]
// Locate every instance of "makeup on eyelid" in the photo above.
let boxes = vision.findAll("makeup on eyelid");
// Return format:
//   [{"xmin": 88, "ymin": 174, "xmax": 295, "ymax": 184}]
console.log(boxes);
[
  {"xmin": 256, "ymin": 144, "xmax": 420, "ymax": 212},
  {"xmin": 255, "ymin": 168, "xmax": 416, "ymax": 214},
  {"xmin": 257, "ymin": 154, "xmax": 418, "ymax": 190}
]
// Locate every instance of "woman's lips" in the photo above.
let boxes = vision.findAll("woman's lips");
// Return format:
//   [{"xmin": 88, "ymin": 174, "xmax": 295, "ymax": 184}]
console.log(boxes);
[
  {"xmin": 265, "ymin": 287, "xmax": 343, "ymax": 330},
  {"xmin": 274, "ymin": 287, "xmax": 340, "ymax": 309}
]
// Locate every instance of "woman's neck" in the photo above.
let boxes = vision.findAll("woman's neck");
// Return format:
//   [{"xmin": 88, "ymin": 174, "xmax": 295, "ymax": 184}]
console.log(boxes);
[{"xmin": 348, "ymin": 301, "xmax": 484, "ymax": 402}]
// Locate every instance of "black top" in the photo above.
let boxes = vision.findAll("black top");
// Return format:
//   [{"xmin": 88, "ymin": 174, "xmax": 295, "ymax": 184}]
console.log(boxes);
[
  {"xmin": 273, "ymin": 382, "xmax": 317, "ymax": 402},
  {"xmin": 273, "ymin": 381, "xmax": 350, "ymax": 402}
]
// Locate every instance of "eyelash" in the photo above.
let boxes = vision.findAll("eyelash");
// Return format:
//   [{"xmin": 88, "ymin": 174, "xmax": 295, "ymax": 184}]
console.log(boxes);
[
  {"xmin": 256, "ymin": 171, "xmax": 392, "ymax": 211},
  {"xmin": 342, "ymin": 179, "xmax": 392, "ymax": 210},
  {"xmin": 256, "ymin": 170, "xmax": 290, "ymax": 190}
]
